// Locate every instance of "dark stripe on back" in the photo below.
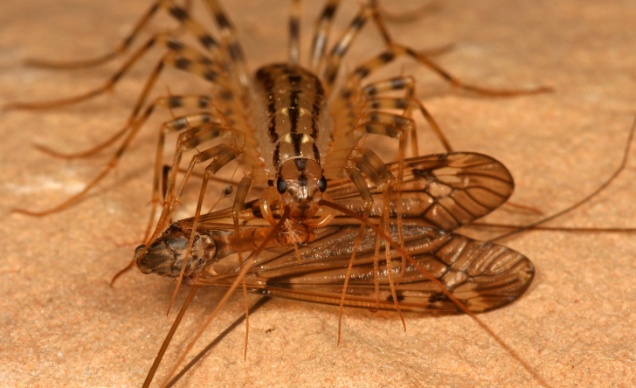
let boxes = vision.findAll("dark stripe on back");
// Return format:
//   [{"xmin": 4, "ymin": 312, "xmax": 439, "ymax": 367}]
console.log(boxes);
[
  {"xmin": 288, "ymin": 73, "xmax": 301, "ymax": 134},
  {"xmin": 294, "ymin": 158, "xmax": 307, "ymax": 171},
  {"xmin": 273, "ymin": 144, "xmax": 280, "ymax": 167},
  {"xmin": 312, "ymin": 143, "xmax": 320, "ymax": 161},
  {"xmin": 255, "ymin": 64, "xmax": 327, "ymax": 163},
  {"xmin": 291, "ymin": 133, "xmax": 303, "ymax": 156},
  {"xmin": 311, "ymin": 75, "xmax": 324, "ymax": 139},
  {"xmin": 256, "ymin": 68, "xmax": 278, "ymax": 144}
]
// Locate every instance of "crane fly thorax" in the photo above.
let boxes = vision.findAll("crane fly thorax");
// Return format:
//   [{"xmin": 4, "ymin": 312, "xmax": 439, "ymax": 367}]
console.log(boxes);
[{"xmin": 135, "ymin": 224, "xmax": 216, "ymax": 278}]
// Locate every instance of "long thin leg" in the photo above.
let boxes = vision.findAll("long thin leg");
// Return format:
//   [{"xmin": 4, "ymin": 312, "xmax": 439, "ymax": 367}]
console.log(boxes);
[
  {"xmin": 326, "ymin": 50, "xmax": 453, "ymax": 298},
  {"xmin": 149, "ymin": 123, "xmax": 239, "ymax": 242},
  {"xmin": 36, "ymin": 94, "xmax": 218, "ymax": 160},
  {"xmin": 24, "ymin": 0, "xmax": 220, "ymax": 70},
  {"xmin": 327, "ymin": 76, "xmax": 448, "ymax": 184},
  {"xmin": 147, "ymin": 116, "xmax": 260, "ymax": 246},
  {"xmin": 352, "ymin": 76, "xmax": 539, "ymax": 217},
  {"xmin": 321, "ymin": 4, "xmax": 374, "ymax": 93},
  {"xmin": 142, "ymin": 286, "xmax": 199, "ymax": 388},
  {"xmin": 288, "ymin": 0, "xmax": 302, "ymax": 64},
  {"xmin": 12, "ymin": 44, "xmax": 230, "ymax": 216},
  {"xmin": 319, "ymin": 2, "xmax": 551, "ymax": 98},
  {"xmin": 309, "ymin": 0, "xmax": 342, "ymax": 71},
  {"xmin": 5, "ymin": 33, "xmax": 225, "ymax": 111},
  {"xmin": 309, "ymin": 0, "xmax": 449, "ymax": 84},
  {"xmin": 387, "ymin": 43, "xmax": 552, "ymax": 96},
  {"xmin": 329, "ymin": 39, "xmax": 547, "ymax": 176},
  {"xmin": 360, "ymin": 76, "xmax": 452, "ymax": 153},
  {"xmin": 146, "ymin": 116, "xmax": 228, "ymax": 238},
  {"xmin": 200, "ymin": 0, "xmax": 250, "ymax": 86},
  {"xmin": 165, "ymin": 296, "xmax": 272, "ymax": 387},
  {"xmin": 164, "ymin": 143, "xmax": 242, "ymax": 311},
  {"xmin": 230, "ymin": 176, "xmax": 253, "ymax": 358}
]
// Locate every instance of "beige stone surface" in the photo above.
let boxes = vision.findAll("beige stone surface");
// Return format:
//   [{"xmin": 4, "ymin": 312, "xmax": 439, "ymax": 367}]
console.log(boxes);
[{"xmin": 1, "ymin": 1, "xmax": 635, "ymax": 387}]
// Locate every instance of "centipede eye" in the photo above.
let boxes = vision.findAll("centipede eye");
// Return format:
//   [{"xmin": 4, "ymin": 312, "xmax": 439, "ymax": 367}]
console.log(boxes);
[
  {"xmin": 276, "ymin": 177, "xmax": 288, "ymax": 194},
  {"xmin": 318, "ymin": 176, "xmax": 327, "ymax": 192}
]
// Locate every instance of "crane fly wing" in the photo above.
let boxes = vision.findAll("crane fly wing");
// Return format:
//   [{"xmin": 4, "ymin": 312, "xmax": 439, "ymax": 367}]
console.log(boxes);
[
  {"xmin": 167, "ymin": 151, "xmax": 525, "ymax": 314},
  {"xmin": 190, "ymin": 224, "xmax": 534, "ymax": 314},
  {"xmin": 191, "ymin": 152, "xmax": 514, "ymax": 231},
  {"xmin": 328, "ymin": 152, "xmax": 515, "ymax": 231}
]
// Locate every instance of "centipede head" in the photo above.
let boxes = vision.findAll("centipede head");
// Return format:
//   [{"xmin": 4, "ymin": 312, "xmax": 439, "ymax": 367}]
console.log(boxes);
[{"xmin": 275, "ymin": 158, "xmax": 327, "ymax": 220}]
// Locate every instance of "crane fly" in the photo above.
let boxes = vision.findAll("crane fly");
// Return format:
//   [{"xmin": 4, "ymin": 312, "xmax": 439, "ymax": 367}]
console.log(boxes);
[
  {"xmin": 135, "ymin": 151, "xmax": 540, "ymax": 386},
  {"xmin": 145, "ymin": 116, "xmax": 636, "ymax": 387}
]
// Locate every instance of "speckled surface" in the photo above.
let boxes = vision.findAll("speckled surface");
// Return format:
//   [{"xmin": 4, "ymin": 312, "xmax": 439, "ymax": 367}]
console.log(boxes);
[{"xmin": 1, "ymin": 1, "xmax": 635, "ymax": 387}]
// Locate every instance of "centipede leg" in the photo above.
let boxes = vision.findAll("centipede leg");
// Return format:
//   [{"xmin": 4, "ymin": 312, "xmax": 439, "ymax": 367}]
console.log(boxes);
[
  {"xmin": 366, "ymin": 2, "xmax": 551, "ymax": 96},
  {"xmin": 309, "ymin": 0, "xmax": 342, "ymax": 71},
  {"xmin": 200, "ymin": 0, "xmax": 250, "ymax": 86},
  {"xmin": 360, "ymin": 76, "xmax": 452, "ymax": 154},
  {"xmin": 321, "ymin": 4, "xmax": 374, "ymax": 94},
  {"xmin": 23, "ymin": 0, "xmax": 222, "ymax": 71},
  {"xmin": 12, "ymin": 45, "xmax": 233, "ymax": 216},
  {"xmin": 147, "ymin": 115, "xmax": 228, "ymax": 239},
  {"xmin": 149, "ymin": 123, "xmax": 238, "ymax": 242},
  {"xmin": 112, "ymin": 118, "xmax": 232, "ymax": 283}
]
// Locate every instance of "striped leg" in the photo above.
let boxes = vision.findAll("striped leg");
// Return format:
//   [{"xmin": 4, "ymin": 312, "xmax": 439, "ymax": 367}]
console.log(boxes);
[
  {"xmin": 11, "ymin": 42, "xmax": 235, "ymax": 216},
  {"xmin": 150, "ymin": 115, "xmax": 260, "ymax": 241},
  {"xmin": 22, "ymin": 1, "xmax": 222, "ymax": 70},
  {"xmin": 309, "ymin": 0, "xmax": 342, "ymax": 71},
  {"xmin": 329, "ymin": 41, "xmax": 548, "ymax": 189},
  {"xmin": 199, "ymin": 0, "xmax": 250, "ymax": 86},
  {"xmin": 330, "ymin": 47, "xmax": 473, "ymax": 162},
  {"xmin": 321, "ymin": 4, "xmax": 374, "ymax": 94},
  {"xmin": 34, "ymin": 93, "xmax": 218, "ymax": 160},
  {"xmin": 318, "ymin": 2, "xmax": 550, "ymax": 98},
  {"xmin": 315, "ymin": 1, "xmax": 452, "ymax": 91},
  {"xmin": 326, "ymin": 65, "xmax": 452, "ymax": 249},
  {"xmin": 360, "ymin": 76, "xmax": 453, "ymax": 153},
  {"xmin": 149, "ymin": 124, "xmax": 242, "ymax": 239},
  {"xmin": 334, "ymin": 46, "xmax": 547, "ymax": 223},
  {"xmin": 367, "ymin": 1, "xmax": 551, "ymax": 96},
  {"xmin": 148, "ymin": 111, "xmax": 226, "ymax": 231},
  {"xmin": 288, "ymin": 0, "xmax": 302, "ymax": 64},
  {"xmin": 5, "ymin": 33, "xmax": 226, "ymax": 111}
]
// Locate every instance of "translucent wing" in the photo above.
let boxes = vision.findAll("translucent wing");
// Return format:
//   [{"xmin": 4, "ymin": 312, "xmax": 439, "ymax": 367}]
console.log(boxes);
[
  {"xmin": 138, "ymin": 151, "xmax": 526, "ymax": 313},
  {"xmin": 188, "ymin": 224, "xmax": 534, "ymax": 314},
  {"xmin": 194, "ymin": 152, "xmax": 514, "ymax": 232},
  {"xmin": 327, "ymin": 152, "xmax": 514, "ymax": 230}
]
